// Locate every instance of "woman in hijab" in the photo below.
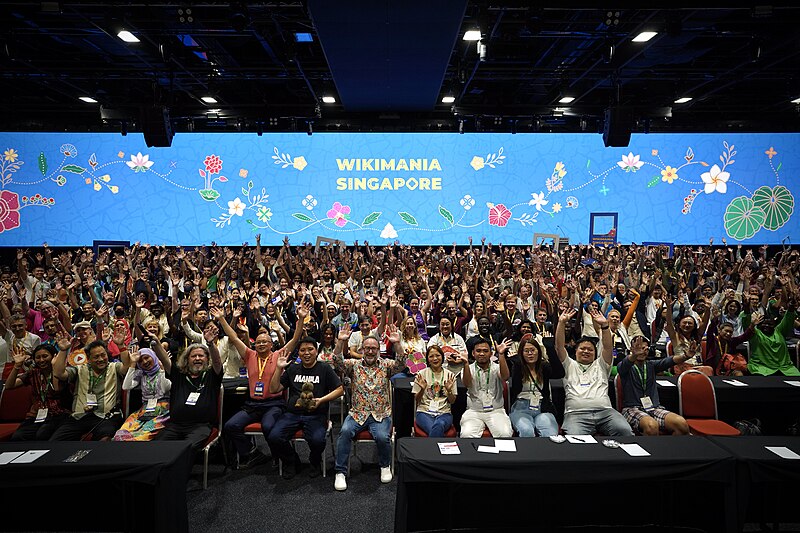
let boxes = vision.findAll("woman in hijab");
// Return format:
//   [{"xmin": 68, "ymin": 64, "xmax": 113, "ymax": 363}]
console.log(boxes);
[{"xmin": 113, "ymin": 343, "xmax": 171, "ymax": 441}]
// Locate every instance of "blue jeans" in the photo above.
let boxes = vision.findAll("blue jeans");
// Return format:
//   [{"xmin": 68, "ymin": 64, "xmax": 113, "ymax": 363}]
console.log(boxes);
[
  {"xmin": 224, "ymin": 399, "xmax": 284, "ymax": 458},
  {"xmin": 335, "ymin": 414, "xmax": 392, "ymax": 475},
  {"xmin": 415, "ymin": 411, "xmax": 453, "ymax": 437},
  {"xmin": 562, "ymin": 408, "xmax": 634, "ymax": 437},
  {"xmin": 267, "ymin": 411, "xmax": 328, "ymax": 466},
  {"xmin": 509, "ymin": 399, "xmax": 558, "ymax": 437}
]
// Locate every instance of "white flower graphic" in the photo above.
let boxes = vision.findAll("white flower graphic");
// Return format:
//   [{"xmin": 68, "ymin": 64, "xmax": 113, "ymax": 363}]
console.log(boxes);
[
  {"xmin": 302, "ymin": 194, "xmax": 318, "ymax": 210},
  {"xmin": 617, "ymin": 152, "xmax": 644, "ymax": 172},
  {"xmin": 552, "ymin": 202, "xmax": 562, "ymax": 213},
  {"xmin": 701, "ymin": 164, "xmax": 729, "ymax": 194},
  {"xmin": 126, "ymin": 152, "xmax": 154, "ymax": 172},
  {"xmin": 528, "ymin": 191, "xmax": 548, "ymax": 211},
  {"xmin": 227, "ymin": 197, "xmax": 246, "ymax": 216},
  {"xmin": 380, "ymin": 222, "xmax": 398, "ymax": 239},
  {"xmin": 459, "ymin": 194, "xmax": 475, "ymax": 210}
]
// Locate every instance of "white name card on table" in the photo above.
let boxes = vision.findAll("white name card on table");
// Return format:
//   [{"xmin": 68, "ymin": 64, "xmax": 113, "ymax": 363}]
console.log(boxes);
[
  {"xmin": 656, "ymin": 380, "xmax": 676, "ymax": 387},
  {"xmin": 494, "ymin": 440, "xmax": 517, "ymax": 452},
  {"xmin": 476, "ymin": 446, "xmax": 500, "ymax": 454},
  {"xmin": 619, "ymin": 443, "xmax": 651, "ymax": 457},
  {"xmin": 0, "ymin": 451, "xmax": 24, "ymax": 465},
  {"xmin": 722, "ymin": 379, "xmax": 748, "ymax": 387},
  {"xmin": 566, "ymin": 435, "xmax": 598, "ymax": 444},
  {"xmin": 10, "ymin": 450, "xmax": 49, "ymax": 464},
  {"xmin": 437, "ymin": 442, "xmax": 461, "ymax": 455},
  {"xmin": 765, "ymin": 446, "xmax": 800, "ymax": 460},
  {"xmin": 784, "ymin": 380, "xmax": 800, "ymax": 387}
]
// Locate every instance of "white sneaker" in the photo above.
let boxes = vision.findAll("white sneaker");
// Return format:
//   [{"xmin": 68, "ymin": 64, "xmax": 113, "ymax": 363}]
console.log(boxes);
[
  {"xmin": 380, "ymin": 466, "xmax": 393, "ymax": 484},
  {"xmin": 334, "ymin": 472, "xmax": 347, "ymax": 491}
]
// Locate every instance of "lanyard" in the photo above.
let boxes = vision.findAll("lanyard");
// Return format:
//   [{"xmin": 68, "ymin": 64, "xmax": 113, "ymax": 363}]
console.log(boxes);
[
  {"xmin": 474, "ymin": 363, "xmax": 491, "ymax": 391},
  {"xmin": 38, "ymin": 372, "xmax": 53, "ymax": 405},
  {"xmin": 257, "ymin": 354, "xmax": 271, "ymax": 380},
  {"xmin": 144, "ymin": 373, "xmax": 159, "ymax": 397},
  {"xmin": 185, "ymin": 371, "xmax": 207, "ymax": 391},
  {"xmin": 634, "ymin": 362, "xmax": 647, "ymax": 388},
  {"xmin": 430, "ymin": 369, "xmax": 445, "ymax": 397},
  {"xmin": 89, "ymin": 368, "xmax": 107, "ymax": 392}
]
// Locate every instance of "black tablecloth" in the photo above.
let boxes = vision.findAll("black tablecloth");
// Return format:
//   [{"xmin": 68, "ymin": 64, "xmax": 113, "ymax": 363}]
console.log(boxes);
[
  {"xmin": 708, "ymin": 436, "xmax": 800, "ymax": 529},
  {"xmin": 0, "ymin": 441, "xmax": 193, "ymax": 532},
  {"xmin": 395, "ymin": 436, "xmax": 737, "ymax": 533}
]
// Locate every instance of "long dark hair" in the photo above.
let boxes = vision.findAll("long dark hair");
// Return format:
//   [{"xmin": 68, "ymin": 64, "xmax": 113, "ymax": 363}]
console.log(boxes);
[
  {"xmin": 518, "ymin": 336, "xmax": 545, "ymax": 383},
  {"xmin": 318, "ymin": 323, "xmax": 337, "ymax": 349}
]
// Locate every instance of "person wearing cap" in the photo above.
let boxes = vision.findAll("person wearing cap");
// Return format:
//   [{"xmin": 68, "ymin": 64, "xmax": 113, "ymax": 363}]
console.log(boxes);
[
  {"xmin": 617, "ymin": 333, "xmax": 691, "ymax": 435},
  {"xmin": 555, "ymin": 308, "xmax": 633, "ymax": 437},
  {"xmin": 113, "ymin": 343, "xmax": 172, "ymax": 441}
]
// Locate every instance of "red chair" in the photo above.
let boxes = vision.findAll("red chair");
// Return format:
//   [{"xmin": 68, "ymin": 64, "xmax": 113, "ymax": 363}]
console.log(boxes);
[
  {"xmin": 348, "ymin": 425, "xmax": 396, "ymax": 475},
  {"xmin": 0, "ymin": 385, "xmax": 32, "ymax": 441},
  {"xmin": 614, "ymin": 374, "xmax": 623, "ymax": 412},
  {"xmin": 202, "ymin": 383, "xmax": 226, "ymax": 489},
  {"xmin": 278, "ymin": 418, "xmax": 334, "ymax": 478},
  {"xmin": 677, "ymin": 370, "xmax": 740, "ymax": 436},
  {"xmin": 412, "ymin": 420, "xmax": 457, "ymax": 438}
]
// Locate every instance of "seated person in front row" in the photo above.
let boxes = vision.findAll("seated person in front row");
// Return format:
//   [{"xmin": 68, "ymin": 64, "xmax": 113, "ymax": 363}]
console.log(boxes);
[
  {"xmin": 413, "ymin": 345, "xmax": 462, "ymax": 437},
  {"xmin": 268, "ymin": 330, "xmax": 344, "ymax": 480},
  {"xmin": 113, "ymin": 343, "xmax": 172, "ymax": 442},
  {"xmin": 155, "ymin": 330, "xmax": 223, "ymax": 450},
  {"xmin": 618, "ymin": 334, "xmax": 690, "ymax": 436},
  {"xmin": 744, "ymin": 294, "xmax": 800, "ymax": 377},
  {"xmin": 50, "ymin": 334, "xmax": 129, "ymax": 441},
  {"xmin": 508, "ymin": 335, "xmax": 564, "ymax": 437},
  {"xmin": 459, "ymin": 337, "xmax": 513, "ymax": 438},
  {"xmin": 333, "ymin": 325, "xmax": 406, "ymax": 491},
  {"xmin": 556, "ymin": 308, "xmax": 633, "ymax": 437}
]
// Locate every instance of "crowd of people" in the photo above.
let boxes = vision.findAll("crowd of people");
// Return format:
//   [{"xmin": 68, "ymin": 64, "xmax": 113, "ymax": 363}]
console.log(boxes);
[{"xmin": 1, "ymin": 236, "xmax": 799, "ymax": 489}]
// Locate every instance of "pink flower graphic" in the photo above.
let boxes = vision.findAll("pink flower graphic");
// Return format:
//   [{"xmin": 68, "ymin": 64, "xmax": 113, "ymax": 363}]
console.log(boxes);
[
  {"xmin": 0, "ymin": 190, "xmax": 21, "ymax": 233},
  {"xmin": 488, "ymin": 203, "xmax": 511, "ymax": 227},
  {"xmin": 326, "ymin": 201, "xmax": 351, "ymax": 227},
  {"xmin": 203, "ymin": 154, "xmax": 223, "ymax": 175}
]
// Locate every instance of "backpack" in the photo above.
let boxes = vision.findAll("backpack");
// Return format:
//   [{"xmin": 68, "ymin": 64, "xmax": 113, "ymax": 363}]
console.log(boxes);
[{"xmin": 733, "ymin": 418, "xmax": 762, "ymax": 436}]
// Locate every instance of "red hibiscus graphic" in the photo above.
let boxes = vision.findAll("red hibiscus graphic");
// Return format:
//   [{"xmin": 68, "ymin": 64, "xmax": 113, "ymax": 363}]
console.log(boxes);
[
  {"xmin": 0, "ymin": 190, "xmax": 21, "ymax": 233},
  {"xmin": 488, "ymin": 203, "xmax": 511, "ymax": 227},
  {"xmin": 203, "ymin": 154, "xmax": 223, "ymax": 175}
]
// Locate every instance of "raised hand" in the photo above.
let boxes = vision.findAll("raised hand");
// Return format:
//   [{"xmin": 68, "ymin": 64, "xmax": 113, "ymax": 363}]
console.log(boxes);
[
  {"xmin": 558, "ymin": 308, "xmax": 577, "ymax": 323},
  {"xmin": 337, "ymin": 328, "xmax": 352, "ymax": 343},
  {"xmin": 386, "ymin": 323, "xmax": 401, "ymax": 344},
  {"xmin": 12, "ymin": 345, "xmax": 29, "ymax": 368},
  {"xmin": 414, "ymin": 372, "xmax": 428, "ymax": 391},
  {"xmin": 276, "ymin": 353, "xmax": 290, "ymax": 369},
  {"xmin": 589, "ymin": 308, "xmax": 608, "ymax": 328},
  {"xmin": 751, "ymin": 311, "xmax": 765, "ymax": 325},
  {"xmin": 497, "ymin": 338, "xmax": 512, "ymax": 355}
]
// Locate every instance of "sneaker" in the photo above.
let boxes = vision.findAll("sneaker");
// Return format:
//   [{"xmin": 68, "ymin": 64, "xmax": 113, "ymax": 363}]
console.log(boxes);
[
  {"xmin": 334, "ymin": 472, "xmax": 347, "ymax": 491},
  {"xmin": 281, "ymin": 460, "xmax": 297, "ymax": 480},
  {"xmin": 380, "ymin": 466, "xmax": 393, "ymax": 483},
  {"xmin": 308, "ymin": 462, "xmax": 322, "ymax": 478},
  {"xmin": 237, "ymin": 451, "xmax": 267, "ymax": 470}
]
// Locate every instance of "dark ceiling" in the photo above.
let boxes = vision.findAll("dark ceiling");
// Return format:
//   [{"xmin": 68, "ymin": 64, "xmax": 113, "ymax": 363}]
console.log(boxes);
[{"xmin": 1, "ymin": 1, "xmax": 799, "ymax": 136}]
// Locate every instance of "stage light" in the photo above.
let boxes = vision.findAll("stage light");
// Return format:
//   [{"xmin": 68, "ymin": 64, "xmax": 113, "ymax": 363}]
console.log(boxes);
[
  {"xmin": 558, "ymin": 96, "xmax": 575, "ymax": 104},
  {"xmin": 674, "ymin": 97, "xmax": 692, "ymax": 104},
  {"xmin": 322, "ymin": 96, "xmax": 336, "ymax": 104},
  {"xmin": 201, "ymin": 96, "xmax": 218, "ymax": 104},
  {"xmin": 294, "ymin": 33, "xmax": 313, "ymax": 42},
  {"xmin": 463, "ymin": 30, "xmax": 481, "ymax": 41},
  {"xmin": 117, "ymin": 30, "xmax": 140, "ymax": 43},
  {"xmin": 79, "ymin": 96, "xmax": 98, "ymax": 103},
  {"xmin": 441, "ymin": 96, "xmax": 455, "ymax": 104},
  {"xmin": 792, "ymin": 97, "xmax": 800, "ymax": 104},
  {"xmin": 632, "ymin": 31, "xmax": 657, "ymax": 42}
]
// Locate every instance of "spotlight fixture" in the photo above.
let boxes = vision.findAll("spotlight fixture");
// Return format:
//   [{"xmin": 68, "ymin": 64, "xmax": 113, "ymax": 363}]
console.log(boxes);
[
  {"xmin": 791, "ymin": 97, "xmax": 800, "ymax": 104},
  {"xmin": 441, "ymin": 96, "xmax": 455, "ymax": 104},
  {"xmin": 558, "ymin": 96, "xmax": 575, "ymax": 104},
  {"xmin": 294, "ymin": 32, "xmax": 314, "ymax": 42},
  {"xmin": 674, "ymin": 97, "xmax": 692, "ymax": 104},
  {"xmin": 321, "ymin": 96, "xmax": 336, "ymax": 104},
  {"xmin": 463, "ymin": 30, "xmax": 481, "ymax": 41},
  {"xmin": 201, "ymin": 96, "xmax": 218, "ymax": 104},
  {"xmin": 117, "ymin": 30, "xmax": 140, "ymax": 43},
  {"xmin": 79, "ymin": 96, "xmax": 98, "ymax": 103},
  {"xmin": 632, "ymin": 31, "xmax": 657, "ymax": 42}
]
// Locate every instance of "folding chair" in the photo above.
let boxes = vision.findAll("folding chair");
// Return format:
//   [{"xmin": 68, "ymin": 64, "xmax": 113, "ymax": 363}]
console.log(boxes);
[
  {"xmin": 278, "ymin": 417, "xmax": 335, "ymax": 478},
  {"xmin": 677, "ymin": 370, "xmax": 740, "ymax": 436},
  {"xmin": 0, "ymin": 384, "xmax": 32, "ymax": 441},
  {"xmin": 202, "ymin": 383, "xmax": 226, "ymax": 489},
  {"xmin": 347, "ymin": 387, "xmax": 395, "ymax": 475}
]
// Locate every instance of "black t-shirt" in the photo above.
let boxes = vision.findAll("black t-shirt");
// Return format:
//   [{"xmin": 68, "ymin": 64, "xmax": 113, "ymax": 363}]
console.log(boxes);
[
  {"xmin": 168, "ymin": 365, "xmax": 223, "ymax": 425},
  {"xmin": 280, "ymin": 362, "xmax": 341, "ymax": 416}
]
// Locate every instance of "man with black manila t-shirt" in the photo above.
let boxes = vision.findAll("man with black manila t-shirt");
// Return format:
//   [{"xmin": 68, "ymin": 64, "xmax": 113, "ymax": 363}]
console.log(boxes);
[
  {"xmin": 155, "ymin": 325, "xmax": 223, "ymax": 450},
  {"xmin": 268, "ymin": 336, "xmax": 344, "ymax": 480}
]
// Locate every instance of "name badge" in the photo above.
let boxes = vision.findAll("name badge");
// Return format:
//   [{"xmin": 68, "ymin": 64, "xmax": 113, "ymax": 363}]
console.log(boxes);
[
  {"xmin": 186, "ymin": 392, "xmax": 201, "ymax": 406},
  {"xmin": 35, "ymin": 408, "xmax": 48, "ymax": 423},
  {"xmin": 145, "ymin": 398, "xmax": 158, "ymax": 411},
  {"xmin": 254, "ymin": 381, "xmax": 264, "ymax": 397},
  {"xmin": 86, "ymin": 393, "xmax": 98, "ymax": 407},
  {"xmin": 579, "ymin": 375, "xmax": 591, "ymax": 387},
  {"xmin": 641, "ymin": 396, "xmax": 654, "ymax": 410},
  {"xmin": 479, "ymin": 390, "xmax": 493, "ymax": 411},
  {"xmin": 239, "ymin": 367, "xmax": 248, "ymax": 378}
]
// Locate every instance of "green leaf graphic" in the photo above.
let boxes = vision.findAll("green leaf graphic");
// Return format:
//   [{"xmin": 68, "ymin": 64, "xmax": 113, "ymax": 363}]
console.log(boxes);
[
  {"xmin": 398, "ymin": 212, "xmax": 418, "ymax": 226},
  {"xmin": 438, "ymin": 205, "xmax": 454, "ymax": 226},
  {"xmin": 248, "ymin": 180, "xmax": 254, "ymax": 190},
  {"xmin": 647, "ymin": 176, "xmax": 660, "ymax": 188},
  {"xmin": 776, "ymin": 162, "xmax": 782, "ymax": 172},
  {"xmin": 38, "ymin": 152, "xmax": 47, "ymax": 176},
  {"xmin": 198, "ymin": 189, "xmax": 220, "ymax": 201},
  {"xmin": 62, "ymin": 164, "xmax": 86, "ymax": 174},
  {"xmin": 292, "ymin": 213, "xmax": 313, "ymax": 222},
  {"xmin": 362, "ymin": 212, "xmax": 381, "ymax": 226}
]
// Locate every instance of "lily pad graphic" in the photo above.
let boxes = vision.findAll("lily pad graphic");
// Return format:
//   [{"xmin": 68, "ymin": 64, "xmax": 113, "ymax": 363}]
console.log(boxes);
[
  {"xmin": 199, "ymin": 189, "xmax": 220, "ymax": 201},
  {"xmin": 724, "ymin": 196, "xmax": 766, "ymax": 241},
  {"xmin": 751, "ymin": 185, "xmax": 794, "ymax": 231}
]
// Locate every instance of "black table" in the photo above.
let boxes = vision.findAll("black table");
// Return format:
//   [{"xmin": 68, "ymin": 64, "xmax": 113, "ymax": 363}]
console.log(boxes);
[
  {"xmin": 708, "ymin": 436, "xmax": 800, "ymax": 530},
  {"xmin": 395, "ymin": 436, "xmax": 737, "ymax": 533},
  {"xmin": 0, "ymin": 441, "xmax": 193, "ymax": 532}
]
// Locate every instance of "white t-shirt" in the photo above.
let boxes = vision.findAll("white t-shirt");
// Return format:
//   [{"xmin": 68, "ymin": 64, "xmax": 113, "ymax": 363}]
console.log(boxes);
[
  {"xmin": 562, "ymin": 350, "xmax": 612, "ymax": 413},
  {"xmin": 465, "ymin": 361, "xmax": 505, "ymax": 412}
]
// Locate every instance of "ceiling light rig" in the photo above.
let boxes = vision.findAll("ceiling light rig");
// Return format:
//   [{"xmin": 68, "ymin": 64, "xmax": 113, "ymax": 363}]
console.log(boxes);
[{"xmin": 117, "ymin": 30, "xmax": 139, "ymax": 43}]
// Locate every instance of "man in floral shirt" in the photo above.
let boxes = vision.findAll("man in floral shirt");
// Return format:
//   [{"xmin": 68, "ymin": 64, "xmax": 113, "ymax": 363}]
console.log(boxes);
[{"xmin": 332, "ymin": 326, "xmax": 404, "ymax": 491}]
